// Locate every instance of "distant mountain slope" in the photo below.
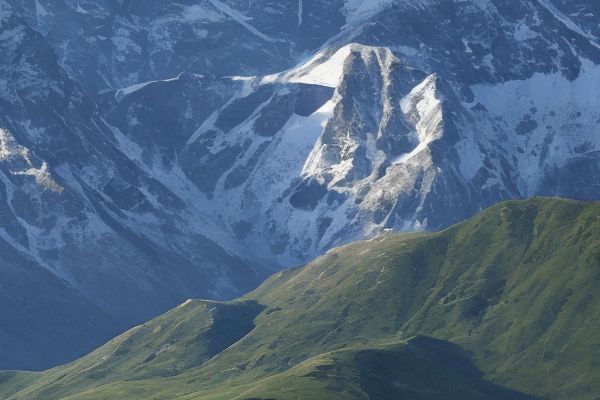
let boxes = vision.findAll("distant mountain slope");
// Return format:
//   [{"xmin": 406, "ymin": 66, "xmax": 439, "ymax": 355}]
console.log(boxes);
[
  {"xmin": 5, "ymin": 0, "xmax": 348, "ymax": 94},
  {"xmin": 5, "ymin": 198, "xmax": 600, "ymax": 400},
  {"xmin": 0, "ymin": 4, "xmax": 268, "ymax": 370},
  {"xmin": 0, "ymin": 239, "xmax": 118, "ymax": 371}
]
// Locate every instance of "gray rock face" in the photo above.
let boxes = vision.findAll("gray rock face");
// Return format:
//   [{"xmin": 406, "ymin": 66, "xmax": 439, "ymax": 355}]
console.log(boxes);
[
  {"xmin": 5, "ymin": 0, "xmax": 347, "ymax": 95},
  {"xmin": 1, "ymin": 0, "xmax": 600, "ymax": 370},
  {"xmin": 0, "ymin": 5, "xmax": 268, "ymax": 370}
]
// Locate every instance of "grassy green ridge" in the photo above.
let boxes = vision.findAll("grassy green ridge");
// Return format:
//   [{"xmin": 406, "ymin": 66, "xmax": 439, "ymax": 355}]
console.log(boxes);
[
  {"xmin": 4, "ymin": 198, "xmax": 600, "ymax": 400},
  {"xmin": 0, "ymin": 371, "xmax": 39, "ymax": 399},
  {"xmin": 5, "ymin": 300, "xmax": 263, "ymax": 400},
  {"xmin": 187, "ymin": 337, "xmax": 535, "ymax": 400}
]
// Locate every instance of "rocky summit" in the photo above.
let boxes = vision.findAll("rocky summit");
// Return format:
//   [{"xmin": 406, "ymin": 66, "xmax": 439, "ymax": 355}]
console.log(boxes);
[{"xmin": 0, "ymin": 0, "xmax": 599, "ymax": 370}]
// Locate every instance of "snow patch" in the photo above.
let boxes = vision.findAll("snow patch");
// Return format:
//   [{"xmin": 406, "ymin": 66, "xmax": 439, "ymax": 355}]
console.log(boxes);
[
  {"xmin": 289, "ymin": 46, "xmax": 353, "ymax": 87},
  {"xmin": 182, "ymin": 4, "xmax": 224, "ymax": 23},
  {"xmin": 469, "ymin": 58, "xmax": 600, "ymax": 192},
  {"xmin": 344, "ymin": 0, "xmax": 394, "ymax": 23},
  {"xmin": 263, "ymin": 44, "xmax": 385, "ymax": 88},
  {"xmin": 114, "ymin": 73, "xmax": 201, "ymax": 101},
  {"xmin": 253, "ymin": 100, "xmax": 336, "ymax": 204},
  {"xmin": 207, "ymin": 0, "xmax": 280, "ymax": 43},
  {"xmin": 0, "ymin": 25, "xmax": 25, "ymax": 41},
  {"xmin": 536, "ymin": 0, "xmax": 600, "ymax": 50},
  {"xmin": 297, "ymin": 0, "xmax": 303, "ymax": 28},
  {"xmin": 393, "ymin": 74, "xmax": 443, "ymax": 165},
  {"xmin": 0, "ymin": 128, "xmax": 63, "ymax": 192},
  {"xmin": 35, "ymin": 0, "xmax": 49, "ymax": 18},
  {"xmin": 513, "ymin": 21, "xmax": 539, "ymax": 41},
  {"xmin": 115, "ymin": 81, "xmax": 154, "ymax": 101}
]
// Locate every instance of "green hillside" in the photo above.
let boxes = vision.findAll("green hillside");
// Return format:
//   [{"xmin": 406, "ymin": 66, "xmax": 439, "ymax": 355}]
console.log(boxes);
[{"xmin": 3, "ymin": 198, "xmax": 600, "ymax": 400}]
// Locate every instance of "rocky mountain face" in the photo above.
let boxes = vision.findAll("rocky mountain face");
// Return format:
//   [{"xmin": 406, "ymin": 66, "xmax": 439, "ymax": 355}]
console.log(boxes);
[
  {"xmin": 120, "ymin": 0, "xmax": 600, "ymax": 266},
  {"xmin": 7, "ymin": 0, "xmax": 347, "ymax": 94},
  {"xmin": 0, "ymin": 2, "xmax": 271, "ymax": 370},
  {"xmin": 0, "ymin": 0, "xmax": 599, "ymax": 369}
]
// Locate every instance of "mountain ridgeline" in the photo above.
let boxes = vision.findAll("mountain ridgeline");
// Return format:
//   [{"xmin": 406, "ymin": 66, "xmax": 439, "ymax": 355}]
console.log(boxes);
[{"xmin": 3, "ymin": 198, "xmax": 600, "ymax": 400}]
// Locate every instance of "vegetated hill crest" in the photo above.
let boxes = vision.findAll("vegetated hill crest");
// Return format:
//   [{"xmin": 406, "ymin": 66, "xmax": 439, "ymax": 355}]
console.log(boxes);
[{"xmin": 3, "ymin": 197, "xmax": 600, "ymax": 400}]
